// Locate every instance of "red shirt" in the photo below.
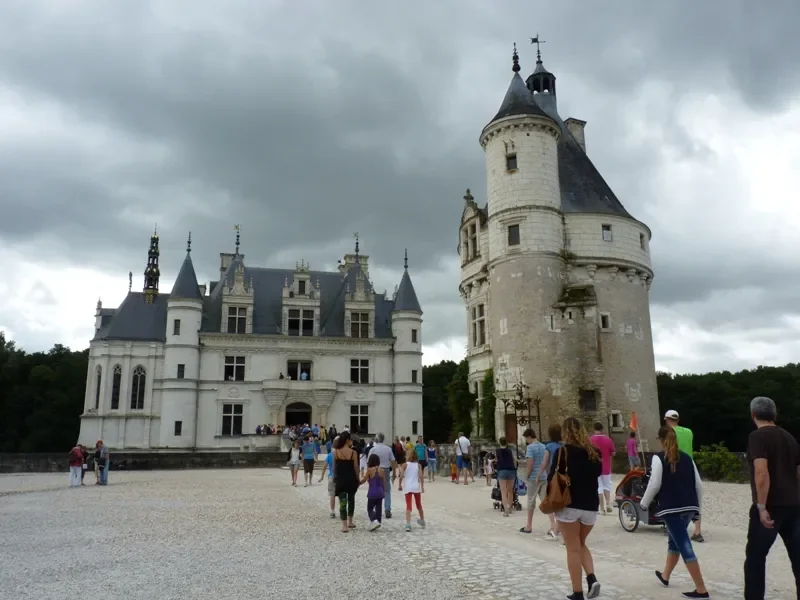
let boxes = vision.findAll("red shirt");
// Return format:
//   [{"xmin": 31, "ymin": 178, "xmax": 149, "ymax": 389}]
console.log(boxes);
[
  {"xmin": 590, "ymin": 434, "xmax": 616, "ymax": 475},
  {"xmin": 68, "ymin": 446, "xmax": 84, "ymax": 467}
]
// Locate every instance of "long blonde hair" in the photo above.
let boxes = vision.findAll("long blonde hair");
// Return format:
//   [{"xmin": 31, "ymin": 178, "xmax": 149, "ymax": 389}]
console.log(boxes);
[
  {"xmin": 562, "ymin": 417, "xmax": 599, "ymax": 461},
  {"xmin": 658, "ymin": 426, "xmax": 679, "ymax": 472}
]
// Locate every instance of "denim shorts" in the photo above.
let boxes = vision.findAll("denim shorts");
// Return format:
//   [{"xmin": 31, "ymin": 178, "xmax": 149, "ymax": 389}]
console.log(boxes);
[
  {"xmin": 497, "ymin": 469, "xmax": 516, "ymax": 481},
  {"xmin": 556, "ymin": 507, "xmax": 598, "ymax": 526},
  {"xmin": 663, "ymin": 512, "xmax": 697, "ymax": 562},
  {"xmin": 428, "ymin": 459, "xmax": 437, "ymax": 472}
]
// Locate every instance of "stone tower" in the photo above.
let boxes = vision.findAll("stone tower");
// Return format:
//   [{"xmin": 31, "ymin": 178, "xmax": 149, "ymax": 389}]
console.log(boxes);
[{"xmin": 459, "ymin": 46, "xmax": 659, "ymax": 448}]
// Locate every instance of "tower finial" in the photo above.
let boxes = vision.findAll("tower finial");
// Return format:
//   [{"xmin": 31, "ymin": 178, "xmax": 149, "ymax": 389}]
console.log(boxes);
[
  {"xmin": 234, "ymin": 224, "xmax": 240, "ymax": 256},
  {"xmin": 530, "ymin": 33, "xmax": 546, "ymax": 63},
  {"xmin": 354, "ymin": 232, "xmax": 359, "ymax": 261},
  {"xmin": 128, "ymin": 271, "xmax": 132, "ymax": 292},
  {"xmin": 404, "ymin": 248, "xmax": 408, "ymax": 270},
  {"xmin": 143, "ymin": 230, "xmax": 161, "ymax": 303},
  {"xmin": 464, "ymin": 188, "xmax": 474, "ymax": 203},
  {"xmin": 187, "ymin": 231, "xmax": 192, "ymax": 254},
  {"xmin": 512, "ymin": 42, "xmax": 520, "ymax": 73}
]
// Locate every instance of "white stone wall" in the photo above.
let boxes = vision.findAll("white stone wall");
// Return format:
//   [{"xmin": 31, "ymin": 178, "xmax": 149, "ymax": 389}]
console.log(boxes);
[
  {"xmin": 565, "ymin": 213, "xmax": 652, "ymax": 270},
  {"xmin": 488, "ymin": 208, "xmax": 563, "ymax": 261}
]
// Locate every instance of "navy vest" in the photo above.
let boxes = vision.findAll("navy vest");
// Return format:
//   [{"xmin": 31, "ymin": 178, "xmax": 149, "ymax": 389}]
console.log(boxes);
[{"xmin": 655, "ymin": 450, "xmax": 699, "ymax": 517}]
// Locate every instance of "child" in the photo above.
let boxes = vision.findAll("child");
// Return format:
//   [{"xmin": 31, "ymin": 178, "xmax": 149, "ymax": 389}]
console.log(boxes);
[
  {"xmin": 318, "ymin": 442, "xmax": 337, "ymax": 518},
  {"xmin": 360, "ymin": 454, "xmax": 386, "ymax": 531},
  {"xmin": 287, "ymin": 440, "xmax": 301, "ymax": 487},
  {"xmin": 359, "ymin": 448, "xmax": 368, "ymax": 479},
  {"xmin": 484, "ymin": 452, "xmax": 495, "ymax": 486},
  {"xmin": 450, "ymin": 458, "xmax": 458, "ymax": 483},
  {"xmin": 401, "ymin": 448, "xmax": 425, "ymax": 532}
]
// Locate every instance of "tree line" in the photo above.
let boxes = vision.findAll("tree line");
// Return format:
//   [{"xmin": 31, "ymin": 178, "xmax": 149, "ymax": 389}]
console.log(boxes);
[{"xmin": 0, "ymin": 331, "xmax": 797, "ymax": 453}]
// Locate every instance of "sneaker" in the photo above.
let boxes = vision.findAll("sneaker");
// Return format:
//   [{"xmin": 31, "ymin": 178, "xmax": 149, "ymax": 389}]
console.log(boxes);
[
  {"xmin": 369, "ymin": 521, "xmax": 380, "ymax": 531},
  {"xmin": 565, "ymin": 592, "xmax": 585, "ymax": 600},
  {"xmin": 385, "ymin": 511, "xmax": 392, "ymax": 519},
  {"xmin": 417, "ymin": 518, "xmax": 426, "ymax": 528},
  {"xmin": 655, "ymin": 571, "xmax": 669, "ymax": 587},
  {"xmin": 681, "ymin": 592, "xmax": 710, "ymax": 599},
  {"xmin": 606, "ymin": 506, "xmax": 613, "ymax": 514},
  {"xmin": 405, "ymin": 524, "xmax": 412, "ymax": 532},
  {"xmin": 691, "ymin": 533, "xmax": 705, "ymax": 543},
  {"xmin": 586, "ymin": 575, "xmax": 600, "ymax": 599},
  {"xmin": 304, "ymin": 483, "xmax": 308, "ymax": 487},
  {"xmin": 547, "ymin": 529, "xmax": 557, "ymax": 541}
]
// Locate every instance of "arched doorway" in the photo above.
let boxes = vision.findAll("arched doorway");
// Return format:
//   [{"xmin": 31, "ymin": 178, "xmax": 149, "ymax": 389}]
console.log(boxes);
[{"xmin": 285, "ymin": 402, "xmax": 312, "ymax": 427}]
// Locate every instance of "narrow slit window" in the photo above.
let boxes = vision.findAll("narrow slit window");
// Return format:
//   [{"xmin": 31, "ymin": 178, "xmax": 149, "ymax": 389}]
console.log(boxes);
[
  {"xmin": 506, "ymin": 154, "xmax": 518, "ymax": 171},
  {"xmin": 640, "ymin": 233, "xmax": 646, "ymax": 250}
]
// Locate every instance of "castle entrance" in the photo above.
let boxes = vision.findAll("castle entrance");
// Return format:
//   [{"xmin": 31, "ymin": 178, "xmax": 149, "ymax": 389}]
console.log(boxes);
[{"xmin": 285, "ymin": 402, "xmax": 312, "ymax": 427}]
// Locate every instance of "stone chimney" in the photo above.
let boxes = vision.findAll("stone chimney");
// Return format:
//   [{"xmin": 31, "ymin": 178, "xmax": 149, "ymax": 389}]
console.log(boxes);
[{"xmin": 564, "ymin": 118, "xmax": 587, "ymax": 153}]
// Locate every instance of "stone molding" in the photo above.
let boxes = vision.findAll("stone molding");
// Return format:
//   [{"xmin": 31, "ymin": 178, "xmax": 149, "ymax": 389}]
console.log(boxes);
[{"xmin": 480, "ymin": 117, "xmax": 560, "ymax": 148}]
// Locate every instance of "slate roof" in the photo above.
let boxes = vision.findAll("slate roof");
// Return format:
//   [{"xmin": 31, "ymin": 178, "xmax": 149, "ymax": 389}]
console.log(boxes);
[
  {"xmin": 394, "ymin": 269, "xmax": 422, "ymax": 313},
  {"xmin": 93, "ymin": 293, "xmax": 169, "ymax": 342},
  {"xmin": 170, "ymin": 253, "xmax": 203, "ymax": 300},
  {"xmin": 486, "ymin": 72, "xmax": 552, "ymax": 127}
]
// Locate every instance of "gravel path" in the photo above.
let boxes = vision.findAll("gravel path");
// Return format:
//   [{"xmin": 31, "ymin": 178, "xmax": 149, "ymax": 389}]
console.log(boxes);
[{"xmin": 0, "ymin": 469, "xmax": 795, "ymax": 600}]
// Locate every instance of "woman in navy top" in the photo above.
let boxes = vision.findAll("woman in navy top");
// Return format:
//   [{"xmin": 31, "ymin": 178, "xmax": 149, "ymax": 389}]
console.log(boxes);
[{"xmin": 495, "ymin": 436, "xmax": 517, "ymax": 517}]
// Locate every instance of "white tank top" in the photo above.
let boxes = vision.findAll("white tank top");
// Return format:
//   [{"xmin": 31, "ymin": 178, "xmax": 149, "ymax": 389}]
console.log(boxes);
[
  {"xmin": 290, "ymin": 448, "xmax": 300, "ymax": 462},
  {"xmin": 404, "ymin": 462, "xmax": 421, "ymax": 493}
]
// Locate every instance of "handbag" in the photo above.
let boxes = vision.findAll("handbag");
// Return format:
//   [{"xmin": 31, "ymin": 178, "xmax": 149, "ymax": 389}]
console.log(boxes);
[{"xmin": 539, "ymin": 447, "xmax": 571, "ymax": 514}]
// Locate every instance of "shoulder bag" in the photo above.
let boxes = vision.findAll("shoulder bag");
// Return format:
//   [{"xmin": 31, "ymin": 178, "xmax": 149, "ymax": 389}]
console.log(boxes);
[{"xmin": 539, "ymin": 446, "xmax": 571, "ymax": 514}]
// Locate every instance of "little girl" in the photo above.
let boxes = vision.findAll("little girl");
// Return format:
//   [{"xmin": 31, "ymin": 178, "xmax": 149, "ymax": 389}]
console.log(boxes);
[
  {"xmin": 450, "ymin": 458, "xmax": 458, "ymax": 483},
  {"xmin": 401, "ymin": 448, "xmax": 425, "ymax": 532},
  {"xmin": 360, "ymin": 454, "xmax": 386, "ymax": 531},
  {"xmin": 287, "ymin": 440, "xmax": 301, "ymax": 486},
  {"xmin": 484, "ymin": 452, "xmax": 495, "ymax": 486}
]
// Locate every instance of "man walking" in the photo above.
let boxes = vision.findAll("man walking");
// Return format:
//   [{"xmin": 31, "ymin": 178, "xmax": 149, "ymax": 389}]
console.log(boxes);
[
  {"xmin": 368, "ymin": 433, "xmax": 397, "ymax": 519},
  {"xmin": 665, "ymin": 410, "xmax": 703, "ymax": 542},
  {"xmin": 589, "ymin": 422, "xmax": 616, "ymax": 514},
  {"xmin": 455, "ymin": 431, "xmax": 472, "ymax": 485},
  {"xmin": 520, "ymin": 428, "xmax": 547, "ymax": 534},
  {"xmin": 744, "ymin": 396, "xmax": 800, "ymax": 600}
]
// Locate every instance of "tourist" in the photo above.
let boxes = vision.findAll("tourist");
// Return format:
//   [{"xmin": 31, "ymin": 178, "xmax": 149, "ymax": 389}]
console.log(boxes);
[
  {"xmin": 455, "ymin": 431, "xmax": 473, "ymax": 485},
  {"xmin": 744, "ymin": 396, "xmax": 800, "ymax": 600},
  {"xmin": 484, "ymin": 452, "xmax": 495, "ymax": 486},
  {"xmin": 79, "ymin": 445, "xmax": 89, "ymax": 485},
  {"xmin": 318, "ymin": 436, "xmax": 337, "ymax": 518},
  {"xmin": 414, "ymin": 436, "xmax": 427, "ymax": 475},
  {"xmin": 96, "ymin": 440, "xmax": 110, "ymax": 485},
  {"xmin": 359, "ymin": 447, "xmax": 368, "ymax": 478},
  {"xmin": 367, "ymin": 433, "xmax": 397, "ymax": 519},
  {"xmin": 426, "ymin": 440, "xmax": 438, "ymax": 482},
  {"xmin": 401, "ymin": 448, "xmax": 425, "ymax": 532},
  {"xmin": 521, "ymin": 428, "xmax": 547, "ymax": 534},
  {"xmin": 301, "ymin": 436, "xmax": 317, "ymax": 487},
  {"xmin": 450, "ymin": 458, "xmax": 458, "ymax": 483},
  {"xmin": 589, "ymin": 422, "xmax": 616, "ymax": 514},
  {"xmin": 495, "ymin": 436, "xmax": 517, "ymax": 517},
  {"xmin": 327, "ymin": 424, "xmax": 337, "ymax": 441},
  {"xmin": 551, "ymin": 417, "xmax": 602, "ymax": 600},
  {"xmin": 538, "ymin": 423, "xmax": 564, "ymax": 541},
  {"xmin": 640, "ymin": 426, "xmax": 709, "ymax": 599},
  {"xmin": 665, "ymin": 409, "xmax": 703, "ymax": 542},
  {"xmin": 627, "ymin": 432, "xmax": 640, "ymax": 471},
  {"xmin": 361, "ymin": 454, "xmax": 386, "ymax": 531},
  {"xmin": 405, "ymin": 437, "xmax": 413, "ymax": 451},
  {"xmin": 287, "ymin": 440, "xmax": 301, "ymax": 486},
  {"xmin": 67, "ymin": 443, "xmax": 83, "ymax": 488},
  {"xmin": 333, "ymin": 431, "xmax": 359, "ymax": 532}
]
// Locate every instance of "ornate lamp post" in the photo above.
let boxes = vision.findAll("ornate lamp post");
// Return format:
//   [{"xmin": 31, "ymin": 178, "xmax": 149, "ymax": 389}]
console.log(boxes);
[{"xmin": 508, "ymin": 382, "xmax": 543, "ymax": 457}]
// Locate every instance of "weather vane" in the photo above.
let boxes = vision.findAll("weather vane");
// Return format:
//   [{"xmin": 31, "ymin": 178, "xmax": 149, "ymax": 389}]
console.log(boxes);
[
  {"xmin": 353, "ymin": 232, "xmax": 359, "ymax": 257},
  {"xmin": 234, "ymin": 224, "xmax": 240, "ymax": 255},
  {"xmin": 530, "ymin": 34, "xmax": 546, "ymax": 61}
]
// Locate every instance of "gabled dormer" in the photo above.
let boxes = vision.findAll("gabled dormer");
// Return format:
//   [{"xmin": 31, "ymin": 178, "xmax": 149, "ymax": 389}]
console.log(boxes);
[
  {"xmin": 221, "ymin": 261, "xmax": 254, "ymax": 334},
  {"xmin": 344, "ymin": 265, "xmax": 375, "ymax": 339},
  {"xmin": 459, "ymin": 189, "xmax": 487, "ymax": 266},
  {"xmin": 281, "ymin": 259, "xmax": 321, "ymax": 337}
]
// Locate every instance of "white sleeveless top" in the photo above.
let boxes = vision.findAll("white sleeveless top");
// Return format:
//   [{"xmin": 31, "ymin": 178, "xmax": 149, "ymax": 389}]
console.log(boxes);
[{"xmin": 404, "ymin": 462, "xmax": 421, "ymax": 493}]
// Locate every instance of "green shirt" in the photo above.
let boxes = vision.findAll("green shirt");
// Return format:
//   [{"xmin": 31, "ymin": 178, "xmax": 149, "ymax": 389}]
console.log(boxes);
[{"xmin": 674, "ymin": 425, "xmax": 694, "ymax": 457}]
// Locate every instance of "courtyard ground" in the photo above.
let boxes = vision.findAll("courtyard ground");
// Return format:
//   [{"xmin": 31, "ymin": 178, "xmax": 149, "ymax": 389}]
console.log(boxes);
[{"xmin": 0, "ymin": 469, "xmax": 795, "ymax": 600}]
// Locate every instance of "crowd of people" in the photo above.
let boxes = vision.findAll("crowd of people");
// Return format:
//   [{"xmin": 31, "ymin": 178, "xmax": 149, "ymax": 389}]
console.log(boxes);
[{"xmin": 66, "ymin": 440, "xmax": 110, "ymax": 487}]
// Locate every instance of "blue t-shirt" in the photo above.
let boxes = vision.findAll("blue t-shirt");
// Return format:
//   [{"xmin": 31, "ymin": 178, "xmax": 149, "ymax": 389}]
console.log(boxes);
[
  {"xmin": 302, "ymin": 442, "xmax": 316, "ymax": 460},
  {"xmin": 324, "ymin": 453, "xmax": 333, "ymax": 477},
  {"xmin": 544, "ymin": 441, "xmax": 563, "ymax": 472},
  {"xmin": 414, "ymin": 443, "xmax": 426, "ymax": 460},
  {"xmin": 326, "ymin": 441, "xmax": 332, "ymax": 454},
  {"xmin": 314, "ymin": 441, "xmax": 322, "ymax": 454},
  {"xmin": 427, "ymin": 446, "xmax": 436, "ymax": 459},
  {"xmin": 525, "ymin": 440, "xmax": 547, "ymax": 481}
]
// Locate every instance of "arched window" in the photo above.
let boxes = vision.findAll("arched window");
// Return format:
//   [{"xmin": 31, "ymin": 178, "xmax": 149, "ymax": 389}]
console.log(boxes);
[
  {"xmin": 130, "ymin": 365, "xmax": 146, "ymax": 410},
  {"xmin": 110, "ymin": 365, "xmax": 122, "ymax": 410},
  {"xmin": 94, "ymin": 366, "xmax": 102, "ymax": 409}
]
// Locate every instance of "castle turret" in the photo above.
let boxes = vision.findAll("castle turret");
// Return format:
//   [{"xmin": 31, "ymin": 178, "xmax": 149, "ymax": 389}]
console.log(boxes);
[
  {"xmin": 391, "ymin": 249, "xmax": 423, "ymax": 439},
  {"xmin": 161, "ymin": 232, "xmax": 203, "ymax": 448}
]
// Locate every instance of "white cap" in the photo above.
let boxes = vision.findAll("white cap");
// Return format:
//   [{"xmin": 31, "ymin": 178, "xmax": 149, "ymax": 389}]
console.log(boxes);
[{"xmin": 664, "ymin": 409, "xmax": 679, "ymax": 420}]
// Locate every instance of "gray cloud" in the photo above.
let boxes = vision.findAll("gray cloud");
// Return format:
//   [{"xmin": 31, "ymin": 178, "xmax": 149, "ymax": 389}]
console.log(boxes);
[{"xmin": 0, "ymin": 1, "xmax": 799, "ymax": 366}]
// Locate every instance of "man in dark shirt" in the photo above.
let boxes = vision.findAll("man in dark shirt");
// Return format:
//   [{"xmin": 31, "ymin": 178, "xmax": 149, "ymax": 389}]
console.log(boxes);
[{"xmin": 744, "ymin": 396, "xmax": 800, "ymax": 600}]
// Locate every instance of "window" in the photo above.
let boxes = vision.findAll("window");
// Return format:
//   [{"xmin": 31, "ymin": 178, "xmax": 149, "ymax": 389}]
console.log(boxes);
[
  {"xmin": 174, "ymin": 421, "xmax": 183, "ymax": 436},
  {"xmin": 412, "ymin": 421, "xmax": 418, "ymax": 435},
  {"xmin": 350, "ymin": 359, "xmax": 369, "ymax": 384},
  {"xmin": 600, "ymin": 312, "xmax": 611, "ymax": 331},
  {"xmin": 221, "ymin": 403, "xmax": 243, "ymax": 436},
  {"xmin": 507, "ymin": 224, "xmax": 520, "ymax": 246},
  {"xmin": 302, "ymin": 310, "xmax": 314, "ymax": 336},
  {"xmin": 579, "ymin": 389, "xmax": 597, "ymax": 412},
  {"xmin": 351, "ymin": 312, "xmax": 369, "ymax": 338},
  {"xmin": 173, "ymin": 319, "xmax": 181, "ymax": 335},
  {"xmin": 506, "ymin": 153, "xmax": 518, "ymax": 171},
  {"xmin": 610, "ymin": 411, "xmax": 624, "ymax": 431},
  {"xmin": 411, "ymin": 329, "xmax": 418, "ymax": 343},
  {"xmin": 177, "ymin": 364, "xmax": 185, "ymax": 379},
  {"xmin": 640, "ymin": 233, "xmax": 646, "ymax": 250},
  {"xmin": 287, "ymin": 360, "xmax": 313, "ymax": 381},
  {"xmin": 224, "ymin": 356, "xmax": 246, "ymax": 382},
  {"xmin": 130, "ymin": 365, "xmax": 146, "ymax": 410},
  {"xmin": 567, "ymin": 310, "xmax": 574, "ymax": 321},
  {"xmin": 94, "ymin": 366, "xmax": 102, "ymax": 409},
  {"xmin": 471, "ymin": 304, "xmax": 486, "ymax": 347},
  {"xmin": 411, "ymin": 369, "xmax": 418, "ymax": 383},
  {"xmin": 110, "ymin": 364, "xmax": 121, "ymax": 410},
  {"xmin": 227, "ymin": 306, "xmax": 247, "ymax": 334},
  {"xmin": 288, "ymin": 309, "xmax": 300, "ymax": 336},
  {"xmin": 350, "ymin": 404, "xmax": 369, "ymax": 433},
  {"xmin": 602, "ymin": 224, "xmax": 613, "ymax": 242},
  {"xmin": 298, "ymin": 280, "xmax": 306, "ymax": 295},
  {"xmin": 469, "ymin": 223, "xmax": 477, "ymax": 258}
]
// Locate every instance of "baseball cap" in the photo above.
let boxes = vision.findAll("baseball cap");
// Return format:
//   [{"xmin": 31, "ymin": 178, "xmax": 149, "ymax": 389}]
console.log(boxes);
[{"xmin": 664, "ymin": 410, "xmax": 679, "ymax": 420}]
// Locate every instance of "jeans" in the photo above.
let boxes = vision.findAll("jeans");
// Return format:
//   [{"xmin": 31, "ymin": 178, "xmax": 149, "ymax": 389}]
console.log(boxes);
[
  {"xmin": 367, "ymin": 498, "xmax": 383, "ymax": 523},
  {"xmin": 338, "ymin": 491, "xmax": 355, "ymax": 521},
  {"xmin": 99, "ymin": 459, "xmax": 109, "ymax": 485},
  {"xmin": 382, "ymin": 468, "xmax": 392, "ymax": 513},
  {"xmin": 744, "ymin": 505, "xmax": 800, "ymax": 600},
  {"xmin": 663, "ymin": 512, "xmax": 697, "ymax": 562},
  {"xmin": 68, "ymin": 466, "xmax": 82, "ymax": 487}
]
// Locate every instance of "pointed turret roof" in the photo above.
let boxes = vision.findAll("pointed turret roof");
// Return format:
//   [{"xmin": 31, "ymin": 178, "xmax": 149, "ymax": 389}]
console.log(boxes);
[
  {"xmin": 393, "ymin": 250, "xmax": 422, "ymax": 313},
  {"xmin": 487, "ymin": 45, "xmax": 552, "ymax": 127},
  {"xmin": 170, "ymin": 234, "xmax": 202, "ymax": 300}
]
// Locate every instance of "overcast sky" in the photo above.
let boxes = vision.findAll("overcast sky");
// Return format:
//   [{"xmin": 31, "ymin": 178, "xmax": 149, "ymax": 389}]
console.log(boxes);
[{"xmin": 1, "ymin": 1, "xmax": 799, "ymax": 375}]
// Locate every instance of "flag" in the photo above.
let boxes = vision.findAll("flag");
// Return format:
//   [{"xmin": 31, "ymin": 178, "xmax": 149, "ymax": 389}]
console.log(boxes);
[{"xmin": 629, "ymin": 411, "xmax": 639, "ymax": 431}]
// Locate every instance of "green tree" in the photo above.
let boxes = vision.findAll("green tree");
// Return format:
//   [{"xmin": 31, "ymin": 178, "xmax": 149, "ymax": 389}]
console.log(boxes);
[
  {"xmin": 480, "ymin": 368, "xmax": 496, "ymax": 441},
  {"xmin": 447, "ymin": 359, "xmax": 475, "ymax": 438},
  {"xmin": 421, "ymin": 360, "xmax": 458, "ymax": 443}
]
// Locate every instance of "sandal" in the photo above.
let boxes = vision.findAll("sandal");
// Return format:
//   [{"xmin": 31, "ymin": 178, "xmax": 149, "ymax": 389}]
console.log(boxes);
[{"xmin": 519, "ymin": 527, "xmax": 532, "ymax": 533}]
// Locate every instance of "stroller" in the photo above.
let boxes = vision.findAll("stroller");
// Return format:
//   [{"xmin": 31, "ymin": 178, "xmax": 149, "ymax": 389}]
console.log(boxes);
[
  {"xmin": 491, "ymin": 475, "xmax": 524, "ymax": 511},
  {"xmin": 615, "ymin": 468, "xmax": 665, "ymax": 532}
]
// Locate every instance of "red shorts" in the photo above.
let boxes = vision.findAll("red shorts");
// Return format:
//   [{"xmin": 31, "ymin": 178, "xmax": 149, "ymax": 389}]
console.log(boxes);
[{"xmin": 405, "ymin": 492, "xmax": 422, "ymax": 511}]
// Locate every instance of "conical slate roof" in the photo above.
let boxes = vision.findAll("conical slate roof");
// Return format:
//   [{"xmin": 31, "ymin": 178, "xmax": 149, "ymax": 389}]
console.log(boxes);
[
  {"xmin": 488, "ymin": 72, "xmax": 552, "ymax": 126},
  {"xmin": 170, "ymin": 254, "xmax": 203, "ymax": 300},
  {"xmin": 394, "ymin": 269, "xmax": 422, "ymax": 313}
]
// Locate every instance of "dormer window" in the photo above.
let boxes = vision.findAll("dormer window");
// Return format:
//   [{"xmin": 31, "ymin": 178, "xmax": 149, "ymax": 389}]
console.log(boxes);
[
  {"xmin": 298, "ymin": 280, "xmax": 306, "ymax": 295},
  {"xmin": 351, "ymin": 312, "xmax": 369, "ymax": 338},
  {"xmin": 227, "ymin": 307, "xmax": 247, "ymax": 334},
  {"xmin": 469, "ymin": 223, "xmax": 478, "ymax": 259},
  {"xmin": 288, "ymin": 309, "xmax": 314, "ymax": 336}
]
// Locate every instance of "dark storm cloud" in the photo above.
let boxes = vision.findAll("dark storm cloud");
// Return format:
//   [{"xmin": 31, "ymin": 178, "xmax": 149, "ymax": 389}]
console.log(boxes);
[{"xmin": 0, "ymin": 0, "xmax": 798, "ymax": 351}]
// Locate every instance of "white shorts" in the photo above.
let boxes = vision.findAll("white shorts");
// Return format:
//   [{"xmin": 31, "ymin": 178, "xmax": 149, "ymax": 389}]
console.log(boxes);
[
  {"xmin": 555, "ymin": 507, "xmax": 598, "ymax": 526},
  {"xmin": 597, "ymin": 474, "xmax": 613, "ymax": 494}
]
